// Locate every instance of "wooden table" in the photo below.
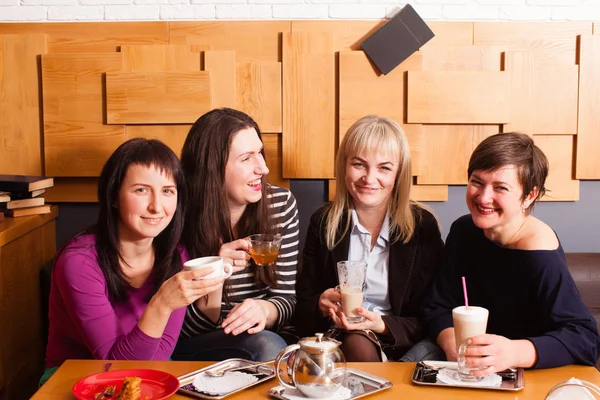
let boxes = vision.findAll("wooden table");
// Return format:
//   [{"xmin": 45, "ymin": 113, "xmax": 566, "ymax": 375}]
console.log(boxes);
[{"xmin": 32, "ymin": 359, "xmax": 600, "ymax": 399}]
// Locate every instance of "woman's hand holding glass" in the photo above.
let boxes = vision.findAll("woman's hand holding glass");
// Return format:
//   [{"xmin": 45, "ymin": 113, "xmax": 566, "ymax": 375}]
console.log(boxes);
[
  {"xmin": 318, "ymin": 288, "xmax": 342, "ymax": 317},
  {"xmin": 219, "ymin": 239, "xmax": 251, "ymax": 273},
  {"xmin": 460, "ymin": 334, "xmax": 519, "ymax": 378},
  {"xmin": 222, "ymin": 298, "xmax": 270, "ymax": 335},
  {"xmin": 153, "ymin": 267, "xmax": 225, "ymax": 314},
  {"xmin": 329, "ymin": 307, "xmax": 387, "ymax": 334}
]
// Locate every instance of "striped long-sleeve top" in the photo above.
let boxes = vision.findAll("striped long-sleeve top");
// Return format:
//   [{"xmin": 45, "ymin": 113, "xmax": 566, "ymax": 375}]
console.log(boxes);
[{"xmin": 180, "ymin": 185, "xmax": 299, "ymax": 338}]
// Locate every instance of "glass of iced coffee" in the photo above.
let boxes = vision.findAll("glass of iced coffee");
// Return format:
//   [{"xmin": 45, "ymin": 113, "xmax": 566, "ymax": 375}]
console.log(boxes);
[
  {"xmin": 453, "ymin": 305, "xmax": 489, "ymax": 381},
  {"xmin": 336, "ymin": 261, "xmax": 368, "ymax": 324}
]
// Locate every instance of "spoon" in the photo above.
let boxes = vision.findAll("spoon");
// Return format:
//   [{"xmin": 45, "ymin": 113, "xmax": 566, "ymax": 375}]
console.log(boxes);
[{"xmin": 204, "ymin": 361, "xmax": 273, "ymax": 377}]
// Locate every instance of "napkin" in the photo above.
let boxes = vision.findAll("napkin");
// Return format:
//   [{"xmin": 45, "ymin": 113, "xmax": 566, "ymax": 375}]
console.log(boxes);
[
  {"xmin": 436, "ymin": 367, "xmax": 502, "ymax": 388},
  {"xmin": 545, "ymin": 378, "xmax": 597, "ymax": 400},
  {"xmin": 193, "ymin": 371, "xmax": 258, "ymax": 395},
  {"xmin": 277, "ymin": 385, "xmax": 352, "ymax": 400}
]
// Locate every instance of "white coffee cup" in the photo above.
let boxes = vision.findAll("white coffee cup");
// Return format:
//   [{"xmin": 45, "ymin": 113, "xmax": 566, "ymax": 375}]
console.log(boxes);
[{"xmin": 183, "ymin": 256, "xmax": 233, "ymax": 280}]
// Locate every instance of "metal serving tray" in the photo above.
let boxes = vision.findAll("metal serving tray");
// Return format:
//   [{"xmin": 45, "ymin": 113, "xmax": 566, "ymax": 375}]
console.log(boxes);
[
  {"xmin": 178, "ymin": 358, "xmax": 275, "ymax": 399},
  {"xmin": 269, "ymin": 368, "xmax": 392, "ymax": 400},
  {"xmin": 411, "ymin": 361, "xmax": 525, "ymax": 391}
]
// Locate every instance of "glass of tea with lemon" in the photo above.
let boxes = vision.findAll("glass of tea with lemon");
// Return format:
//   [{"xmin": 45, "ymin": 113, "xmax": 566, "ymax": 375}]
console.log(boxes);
[{"xmin": 248, "ymin": 234, "xmax": 282, "ymax": 266}]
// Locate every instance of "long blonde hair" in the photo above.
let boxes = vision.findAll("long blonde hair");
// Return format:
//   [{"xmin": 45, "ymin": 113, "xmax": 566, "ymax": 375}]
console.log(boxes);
[{"xmin": 325, "ymin": 115, "xmax": 421, "ymax": 249}]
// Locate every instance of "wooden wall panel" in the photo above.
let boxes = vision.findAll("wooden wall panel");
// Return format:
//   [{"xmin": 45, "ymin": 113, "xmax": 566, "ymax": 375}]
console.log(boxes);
[
  {"xmin": 576, "ymin": 34, "xmax": 600, "ymax": 179},
  {"xmin": 535, "ymin": 135, "xmax": 579, "ymax": 201},
  {"xmin": 535, "ymin": 65, "xmax": 578, "ymax": 135},
  {"xmin": 421, "ymin": 45, "xmax": 501, "ymax": 71},
  {"xmin": 42, "ymin": 53, "xmax": 125, "ymax": 177},
  {"xmin": 338, "ymin": 51, "xmax": 422, "ymax": 175},
  {"xmin": 0, "ymin": 22, "xmax": 169, "ymax": 53},
  {"xmin": 417, "ymin": 125, "xmax": 498, "ymax": 185},
  {"xmin": 474, "ymin": 22, "xmax": 591, "ymax": 65},
  {"xmin": 263, "ymin": 133, "xmax": 289, "ymax": 189},
  {"xmin": 125, "ymin": 125, "xmax": 191, "ymax": 156},
  {"xmin": 407, "ymin": 71, "xmax": 511, "ymax": 124},
  {"xmin": 169, "ymin": 21, "xmax": 288, "ymax": 63},
  {"xmin": 105, "ymin": 72, "xmax": 211, "ymax": 124},
  {"xmin": 594, "ymin": 22, "xmax": 599, "ymax": 34},
  {"xmin": 45, "ymin": 178, "xmax": 98, "ymax": 203},
  {"xmin": 205, "ymin": 50, "xmax": 236, "ymax": 109},
  {"xmin": 237, "ymin": 62, "xmax": 282, "ymax": 133},
  {"xmin": 503, "ymin": 51, "xmax": 536, "ymax": 135},
  {"xmin": 121, "ymin": 45, "xmax": 200, "ymax": 72},
  {"xmin": 283, "ymin": 32, "xmax": 335, "ymax": 179},
  {"xmin": 0, "ymin": 34, "xmax": 47, "ymax": 176}
]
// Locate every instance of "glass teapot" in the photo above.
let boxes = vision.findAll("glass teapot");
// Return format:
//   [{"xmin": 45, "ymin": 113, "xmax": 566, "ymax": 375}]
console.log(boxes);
[{"xmin": 275, "ymin": 333, "xmax": 347, "ymax": 398}]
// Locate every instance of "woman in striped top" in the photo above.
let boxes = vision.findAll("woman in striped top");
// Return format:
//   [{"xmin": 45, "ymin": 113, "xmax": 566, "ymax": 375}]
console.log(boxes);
[{"xmin": 173, "ymin": 108, "xmax": 299, "ymax": 362}]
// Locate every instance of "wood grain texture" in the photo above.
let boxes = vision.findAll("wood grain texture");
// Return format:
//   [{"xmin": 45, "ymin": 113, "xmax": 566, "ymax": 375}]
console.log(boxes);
[
  {"xmin": 42, "ymin": 53, "xmax": 125, "ymax": 177},
  {"xmin": 237, "ymin": 62, "xmax": 282, "ymax": 133},
  {"xmin": 125, "ymin": 125, "xmax": 191, "ymax": 156},
  {"xmin": 421, "ymin": 45, "xmax": 501, "ymax": 71},
  {"xmin": 535, "ymin": 135, "xmax": 579, "ymax": 201},
  {"xmin": 263, "ymin": 133, "xmax": 289, "ymax": 189},
  {"xmin": 0, "ymin": 34, "xmax": 47, "ymax": 176},
  {"xmin": 0, "ymin": 22, "xmax": 169, "ymax": 53},
  {"xmin": 282, "ymin": 32, "xmax": 335, "ymax": 179},
  {"xmin": 205, "ymin": 50, "xmax": 236, "ymax": 109},
  {"xmin": 595, "ymin": 22, "xmax": 599, "ymax": 34},
  {"xmin": 535, "ymin": 65, "xmax": 578, "ymax": 135},
  {"xmin": 576, "ymin": 35, "xmax": 600, "ymax": 179},
  {"xmin": 474, "ymin": 22, "xmax": 591, "ymax": 65},
  {"xmin": 338, "ymin": 51, "xmax": 423, "ymax": 175},
  {"xmin": 44, "ymin": 178, "xmax": 98, "ymax": 203},
  {"xmin": 169, "ymin": 21, "xmax": 289, "ymax": 63},
  {"xmin": 416, "ymin": 125, "xmax": 498, "ymax": 185},
  {"xmin": 105, "ymin": 71, "xmax": 211, "ymax": 124},
  {"xmin": 503, "ymin": 51, "xmax": 536, "ymax": 135},
  {"xmin": 407, "ymin": 71, "xmax": 511, "ymax": 124},
  {"xmin": 121, "ymin": 44, "xmax": 200, "ymax": 72}
]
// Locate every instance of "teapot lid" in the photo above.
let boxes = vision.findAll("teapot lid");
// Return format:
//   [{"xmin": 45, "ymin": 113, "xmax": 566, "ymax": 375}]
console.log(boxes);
[{"xmin": 300, "ymin": 333, "xmax": 341, "ymax": 353}]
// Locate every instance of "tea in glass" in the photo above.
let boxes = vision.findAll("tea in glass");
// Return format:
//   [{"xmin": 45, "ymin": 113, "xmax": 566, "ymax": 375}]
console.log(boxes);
[{"xmin": 248, "ymin": 234, "xmax": 282, "ymax": 266}]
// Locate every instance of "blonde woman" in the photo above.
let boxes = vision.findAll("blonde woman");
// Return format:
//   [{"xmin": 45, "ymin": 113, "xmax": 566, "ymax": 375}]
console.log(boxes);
[{"xmin": 295, "ymin": 115, "xmax": 444, "ymax": 361}]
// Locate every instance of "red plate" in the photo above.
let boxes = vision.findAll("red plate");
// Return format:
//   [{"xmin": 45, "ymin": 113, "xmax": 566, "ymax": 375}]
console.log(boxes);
[{"xmin": 72, "ymin": 368, "xmax": 179, "ymax": 400}]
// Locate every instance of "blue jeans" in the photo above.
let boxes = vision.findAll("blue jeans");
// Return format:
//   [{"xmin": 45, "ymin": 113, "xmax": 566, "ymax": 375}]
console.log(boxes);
[
  {"xmin": 172, "ymin": 329, "xmax": 287, "ymax": 362},
  {"xmin": 399, "ymin": 339, "xmax": 446, "ymax": 362}
]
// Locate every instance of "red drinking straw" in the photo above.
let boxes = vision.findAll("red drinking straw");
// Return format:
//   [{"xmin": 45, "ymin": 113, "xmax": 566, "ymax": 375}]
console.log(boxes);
[{"xmin": 462, "ymin": 276, "xmax": 469, "ymax": 310}]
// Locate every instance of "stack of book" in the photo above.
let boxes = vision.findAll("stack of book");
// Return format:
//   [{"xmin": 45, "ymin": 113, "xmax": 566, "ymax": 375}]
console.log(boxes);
[{"xmin": 0, "ymin": 175, "xmax": 55, "ymax": 218}]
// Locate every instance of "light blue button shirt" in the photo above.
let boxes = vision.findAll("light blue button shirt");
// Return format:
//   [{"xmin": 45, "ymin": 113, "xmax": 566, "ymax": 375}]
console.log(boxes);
[{"xmin": 348, "ymin": 210, "xmax": 392, "ymax": 316}]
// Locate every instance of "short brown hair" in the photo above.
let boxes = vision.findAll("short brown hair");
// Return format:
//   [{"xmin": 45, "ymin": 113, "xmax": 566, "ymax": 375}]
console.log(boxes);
[{"xmin": 467, "ymin": 132, "xmax": 548, "ymax": 213}]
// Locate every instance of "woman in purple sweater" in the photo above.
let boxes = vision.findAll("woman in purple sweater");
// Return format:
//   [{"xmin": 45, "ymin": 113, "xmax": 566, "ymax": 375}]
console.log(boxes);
[{"xmin": 42, "ymin": 139, "xmax": 224, "ymax": 384}]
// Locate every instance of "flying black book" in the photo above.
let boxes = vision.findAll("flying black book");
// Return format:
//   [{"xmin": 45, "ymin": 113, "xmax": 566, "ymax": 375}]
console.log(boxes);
[
  {"xmin": 8, "ymin": 189, "xmax": 46, "ymax": 199},
  {"xmin": 0, "ymin": 175, "xmax": 54, "ymax": 193}
]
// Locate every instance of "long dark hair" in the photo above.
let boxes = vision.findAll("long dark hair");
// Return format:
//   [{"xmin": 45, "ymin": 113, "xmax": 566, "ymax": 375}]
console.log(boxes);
[
  {"xmin": 58, "ymin": 138, "xmax": 187, "ymax": 302},
  {"xmin": 181, "ymin": 108, "xmax": 276, "ymax": 288}
]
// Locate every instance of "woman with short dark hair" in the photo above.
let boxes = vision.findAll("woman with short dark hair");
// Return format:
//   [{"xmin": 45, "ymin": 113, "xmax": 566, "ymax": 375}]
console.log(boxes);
[{"xmin": 424, "ymin": 132, "xmax": 600, "ymax": 376}]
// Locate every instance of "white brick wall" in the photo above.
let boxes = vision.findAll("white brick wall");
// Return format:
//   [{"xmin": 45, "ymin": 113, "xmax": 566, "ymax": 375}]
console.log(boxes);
[{"xmin": 1, "ymin": 0, "xmax": 600, "ymax": 21}]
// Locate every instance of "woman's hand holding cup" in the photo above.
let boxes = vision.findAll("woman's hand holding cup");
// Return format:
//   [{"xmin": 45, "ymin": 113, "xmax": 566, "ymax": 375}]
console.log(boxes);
[
  {"xmin": 219, "ymin": 239, "xmax": 251, "ymax": 273},
  {"xmin": 318, "ymin": 288, "xmax": 342, "ymax": 317}
]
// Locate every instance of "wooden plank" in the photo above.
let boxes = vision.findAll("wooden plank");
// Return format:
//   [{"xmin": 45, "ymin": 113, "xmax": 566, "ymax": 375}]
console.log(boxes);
[
  {"xmin": 503, "ymin": 51, "xmax": 536, "ymax": 135},
  {"xmin": 0, "ymin": 34, "xmax": 47, "ymax": 176},
  {"xmin": 474, "ymin": 22, "xmax": 590, "ymax": 65},
  {"xmin": 125, "ymin": 125, "xmax": 191, "ymax": 157},
  {"xmin": 338, "ymin": 51, "xmax": 422, "ymax": 175},
  {"xmin": 416, "ymin": 125, "xmax": 498, "ymax": 185},
  {"xmin": 411, "ymin": 184, "xmax": 449, "ymax": 202},
  {"xmin": 0, "ymin": 22, "xmax": 169, "ymax": 53},
  {"xmin": 169, "ymin": 21, "xmax": 289, "ymax": 63},
  {"xmin": 406, "ymin": 71, "xmax": 511, "ymax": 124},
  {"xmin": 421, "ymin": 45, "xmax": 501, "ymax": 71},
  {"xmin": 42, "ymin": 53, "xmax": 125, "ymax": 177},
  {"xmin": 576, "ymin": 34, "xmax": 600, "ymax": 179},
  {"xmin": 534, "ymin": 135, "xmax": 579, "ymax": 201},
  {"xmin": 236, "ymin": 62, "xmax": 282, "ymax": 133},
  {"xmin": 45, "ymin": 178, "xmax": 98, "ymax": 203},
  {"xmin": 594, "ymin": 22, "xmax": 599, "ymax": 34},
  {"xmin": 535, "ymin": 65, "xmax": 578, "ymax": 135},
  {"xmin": 282, "ymin": 32, "xmax": 335, "ymax": 179},
  {"xmin": 105, "ymin": 71, "xmax": 211, "ymax": 124},
  {"xmin": 205, "ymin": 51, "xmax": 236, "ymax": 109},
  {"xmin": 263, "ymin": 133, "xmax": 289, "ymax": 189},
  {"xmin": 291, "ymin": 21, "xmax": 472, "ymax": 51},
  {"xmin": 121, "ymin": 45, "xmax": 200, "ymax": 72}
]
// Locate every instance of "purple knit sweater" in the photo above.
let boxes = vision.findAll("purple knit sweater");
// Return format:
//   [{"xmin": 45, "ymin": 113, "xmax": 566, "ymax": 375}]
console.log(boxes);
[{"xmin": 45, "ymin": 234, "xmax": 188, "ymax": 367}]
